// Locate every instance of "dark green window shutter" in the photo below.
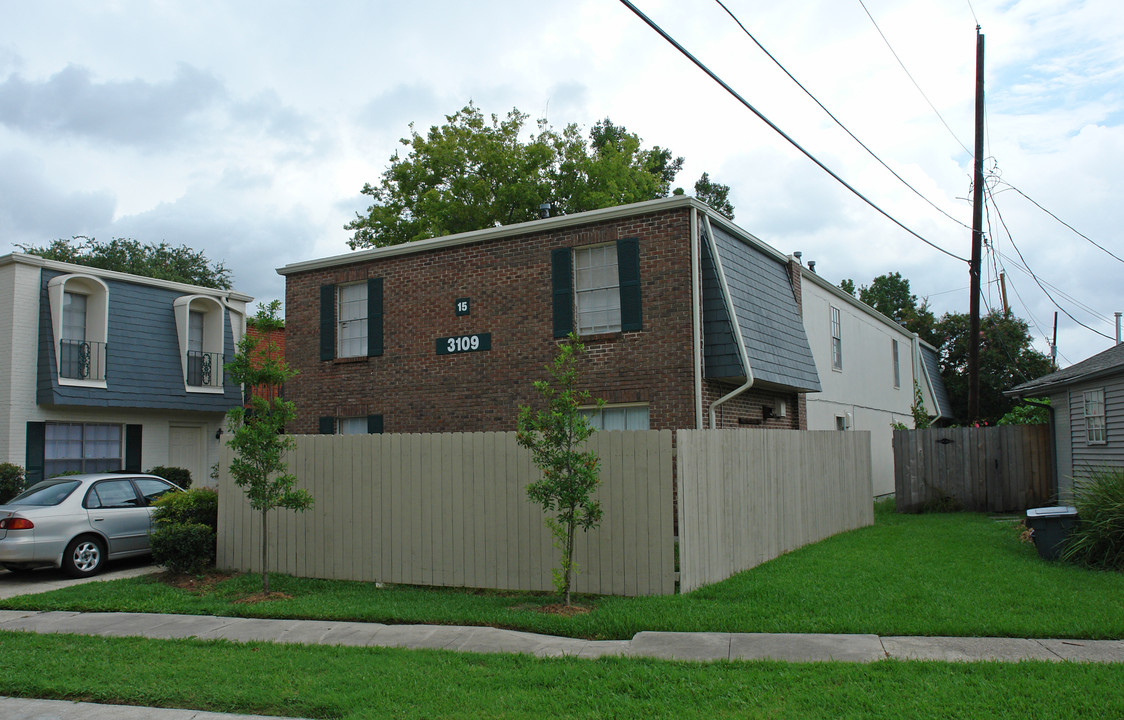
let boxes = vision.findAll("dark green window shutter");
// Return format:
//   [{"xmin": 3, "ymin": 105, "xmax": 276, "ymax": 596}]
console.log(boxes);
[
  {"xmin": 368, "ymin": 278, "xmax": 383, "ymax": 357},
  {"xmin": 318, "ymin": 417, "xmax": 335, "ymax": 435},
  {"xmin": 125, "ymin": 424, "xmax": 143, "ymax": 472},
  {"xmin": 320, "ymin": 284, "xmax": 336, "ymax": 361},
  {"xmin": 25, "ymin": 422, "xmax": 45, "ymax": 484},
  {"xmin": 618, "ymin": 238, "xmax": 642, "ymax": 332},
  {"xmin": 367, "ymin": 414, "xmax": 384, "ymax": 434},
  {"xmin": 551, "ymin": 248, "xmax": 573, "ymax": 338}
]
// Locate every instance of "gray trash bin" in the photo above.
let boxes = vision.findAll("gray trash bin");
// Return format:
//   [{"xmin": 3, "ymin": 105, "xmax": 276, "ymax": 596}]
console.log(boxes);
[{"xmin": 1025, "ymin": 506, "xmax": 1079, "ymax": 561}]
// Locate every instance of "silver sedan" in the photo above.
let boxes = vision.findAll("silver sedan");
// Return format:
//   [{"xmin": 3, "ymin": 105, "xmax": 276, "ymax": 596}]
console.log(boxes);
[{"xmin": 0, "ymin": 473, "xmax": 181, "ymax": 577}]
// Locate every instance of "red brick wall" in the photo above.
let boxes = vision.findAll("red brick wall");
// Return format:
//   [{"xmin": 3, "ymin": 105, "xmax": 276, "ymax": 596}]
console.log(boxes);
[
  {"xmin": 284, "ymin": 208, "xmax": 700, "ymax": 434},
  {"xmin": 244, "ymin": 324, "xmax": 285, "ymax": 405},
  {"xmin": 701, "ymin": 381, "xmax": 803, "ymax": 430}
]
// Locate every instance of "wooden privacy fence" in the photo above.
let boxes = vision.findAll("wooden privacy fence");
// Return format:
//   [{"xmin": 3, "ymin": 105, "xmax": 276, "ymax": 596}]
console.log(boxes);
[
  {"xmin": 218, "ymin": 431, "xmax": 676, "ymax": 596},
  {"xmin": 677, "ymin": 429, "xmax": 874, "ymax": 593},
  {"xmin": 217, "ymin": 429, "xmax": 876, "ymax": 596},
  {"xmin": 893, "ymin": 425, "xmax": 1053, "ymax": 513}
]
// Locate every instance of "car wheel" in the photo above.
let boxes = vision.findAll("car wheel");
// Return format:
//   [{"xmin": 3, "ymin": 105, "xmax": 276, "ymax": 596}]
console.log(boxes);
[{"xmin": 62, "ymin": 536, "xmax": 105, "ymax": 578}]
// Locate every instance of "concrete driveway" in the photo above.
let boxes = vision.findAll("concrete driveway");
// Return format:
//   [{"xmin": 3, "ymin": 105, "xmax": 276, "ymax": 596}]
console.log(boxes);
[{"xmin": 0, "ymin": 557, "xmax": 160, "ymax": 600}]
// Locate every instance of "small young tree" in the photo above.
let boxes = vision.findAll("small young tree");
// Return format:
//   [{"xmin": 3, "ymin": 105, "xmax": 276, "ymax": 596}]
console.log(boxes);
[
  {"xmin": 224, "ymin": 301, "xmax": 313, "ymax": 593},
  {"xmin": 516, "ymin": 334, "xmax": 603, "ymax": 606}
]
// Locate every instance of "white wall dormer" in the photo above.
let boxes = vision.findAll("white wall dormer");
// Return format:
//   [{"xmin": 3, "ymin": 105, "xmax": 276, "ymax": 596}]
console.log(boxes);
[
  {"xmin": 47, "ymin": 274, "xmax": 109, "ymax": 388},
  {"xmin": 174, "ymin": 295, "xmax": 226, "ymax": 393}
]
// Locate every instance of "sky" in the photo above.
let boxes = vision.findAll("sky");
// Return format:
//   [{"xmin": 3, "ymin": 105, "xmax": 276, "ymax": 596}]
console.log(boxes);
[{"xmin": 1, "ymin": 0, "xmax": 1121, "ymax": 371}]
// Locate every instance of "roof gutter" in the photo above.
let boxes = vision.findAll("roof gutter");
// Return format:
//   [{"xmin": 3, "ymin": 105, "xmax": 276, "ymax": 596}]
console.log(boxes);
[
  {"xmin": 691, "ymin": 208, "xmax": 704, "ymax": 429},
  {"xmin": 702, "ymin": 215, "xmax": 755, "ymax": 429}
]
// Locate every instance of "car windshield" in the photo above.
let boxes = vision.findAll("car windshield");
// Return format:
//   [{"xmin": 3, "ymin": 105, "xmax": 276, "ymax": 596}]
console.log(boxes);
[{"xmin": 7, "ymin": 480, "xmax": 81, "ymax": 506}]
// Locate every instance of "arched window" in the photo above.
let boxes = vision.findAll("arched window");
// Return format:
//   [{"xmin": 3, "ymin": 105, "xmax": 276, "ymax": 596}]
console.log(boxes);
[
  {"xmin": 47, "ymin": 274, "xmax": 109, "ymax": 385},
  {"xmin": 174, "ymin": 295, "xmax": 226, "ymax": 391}
]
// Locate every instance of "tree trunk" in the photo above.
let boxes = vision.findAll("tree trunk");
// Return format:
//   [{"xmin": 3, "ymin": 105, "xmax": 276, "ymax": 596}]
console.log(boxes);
[
  {"xmin": 564, "ymin": 517, "xmax": 576, "ymax": 606},
  {"xmin": 261, "ymin": 508, "xmax": 269, "ymax": 594}
]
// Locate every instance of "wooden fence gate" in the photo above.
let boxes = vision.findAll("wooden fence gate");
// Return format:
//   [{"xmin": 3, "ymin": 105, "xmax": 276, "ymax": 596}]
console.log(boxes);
[{"xmin": 893, "ymin": 425, "xmax": 1053, "ymax": 513}]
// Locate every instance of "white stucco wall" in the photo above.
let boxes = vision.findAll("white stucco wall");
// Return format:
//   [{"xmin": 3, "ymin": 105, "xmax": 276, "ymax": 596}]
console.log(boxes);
[
  {"xmin": 0, "ymin": 260, "xmax": 44, "ymax": 466},
  {"xmin": 801, "ymin": 272, "xmax": 920, "ymax": 496}
]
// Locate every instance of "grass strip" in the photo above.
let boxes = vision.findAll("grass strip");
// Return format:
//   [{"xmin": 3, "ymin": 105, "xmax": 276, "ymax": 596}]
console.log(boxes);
[
  {"xmin": 3, "ymin": 507, "xmax": 1123, "ymax": 640},
  {"xmin": 1, "ymin": 631, "xmax": 1122, "ymax": 720}
]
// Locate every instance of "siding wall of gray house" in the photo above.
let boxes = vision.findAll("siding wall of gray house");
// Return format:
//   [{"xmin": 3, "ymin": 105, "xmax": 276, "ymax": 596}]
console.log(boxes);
[
  {"xmin": 706, "ymin": 223, "xmax": 820, "ymax": 391},
  {"xmin": 1065, "ymin": 375, "xmax": 1124, "ymax": 487},
  {"xmin": 35, "ymin": 269, "xmax": 241, "ymax": 411}
]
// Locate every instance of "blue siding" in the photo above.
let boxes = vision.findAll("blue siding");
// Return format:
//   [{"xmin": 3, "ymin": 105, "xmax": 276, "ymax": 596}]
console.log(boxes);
[
  {"xmin": 36, "ymin": 270, "xmax": 242, "ymax": 412},
  {"xmin": 710, "ymin": 224, "xmax": 821, "ymax": 392}
]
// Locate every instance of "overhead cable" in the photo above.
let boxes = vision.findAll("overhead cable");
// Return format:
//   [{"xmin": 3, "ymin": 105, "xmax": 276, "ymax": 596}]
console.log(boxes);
[
  {"xmin": 856, "ymin": 0, "xmax": 974, "ymax": 157},
  {"xmin": 715, "ymin": 0, "xmax": 972, "ymax": 232},
  {"xmin": 619, "ymin": 0, "xmax": 969, "ymax": 264}
]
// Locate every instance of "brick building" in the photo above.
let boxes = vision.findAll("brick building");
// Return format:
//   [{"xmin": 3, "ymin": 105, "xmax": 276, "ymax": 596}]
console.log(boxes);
[{"xmin": 278, "ymin": 197, "xmax": 822, "ymax": 436}]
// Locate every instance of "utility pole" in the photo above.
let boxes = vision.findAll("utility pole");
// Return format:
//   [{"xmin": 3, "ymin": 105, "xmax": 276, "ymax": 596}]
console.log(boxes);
[{"xmin": 968, "ymin": 28, "xmax": 985, "ymax": 423}]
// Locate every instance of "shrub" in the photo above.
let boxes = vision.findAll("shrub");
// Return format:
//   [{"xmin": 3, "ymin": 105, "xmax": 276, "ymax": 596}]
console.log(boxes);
[
  {"xmin": 152, "ymin": 488, "xmax": 218, "ymax": 531},
  {"xmin": 0, "ymin": 463, "xmax": 26, "ymax": 504},
  {"xmin": 148, "ymin": 465, "xmax": 192, "ymax": 490},
  {"xmin": 1060, "ymin": 466, "xmax": 1124, "ymax": 570},
  {"xmin": 150, "ymin": 522, "xmax": 215, "ymax": 574}
]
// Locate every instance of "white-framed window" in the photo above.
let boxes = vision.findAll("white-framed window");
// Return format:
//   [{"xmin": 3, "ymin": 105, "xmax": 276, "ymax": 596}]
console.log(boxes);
[
  {"xmin": 1084, "ymin": 388, "xmax": 1106, "ymax": 445},
  {"xmin": 44, "ymin": 422, "xmax": 122, "ymax": 476},
  {"xmin": 573, "ymin": 244, "xmax": 621, "ymax": 335},
  {"xmin": 174, "ymin": 295, "xmax": 225, "ymax": 390},
  {"xmin": 835, "ymin": 415, "xmax": 849, "ymax": 431},
  {"xmin": 830, "ymin": 306, "xmax": 842, "ymax": 371},
  {"xmin": 337, "ymin": 282, "xmax": 368, "ymax": 358},
  {"xmin": 582, "ymin": 404, "xmax": 650, "ymax": 431},
  {"xmin": 337, "ymin": 417, "xmax": 368, "ymax": 435},
  {"xmin": 892, "ymin": 339, "xmax": 901, "ymax": 388},
  {"xmin": 47, "ymin": 274, "xmax": 109, "ymax": 385}
]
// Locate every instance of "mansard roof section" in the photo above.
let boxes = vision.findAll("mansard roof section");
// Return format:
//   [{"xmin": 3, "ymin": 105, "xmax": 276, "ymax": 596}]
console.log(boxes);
[
  {"xmin": 706, "ymin": 221, "xmax": 821, "ymax": 393},
  {"xmin": 919, "ymin": 343, "xmax": 953, "ymax": 420},
  {"xmin": 0, "ymin": 252, "xmax": 252, "ymax": 302}
]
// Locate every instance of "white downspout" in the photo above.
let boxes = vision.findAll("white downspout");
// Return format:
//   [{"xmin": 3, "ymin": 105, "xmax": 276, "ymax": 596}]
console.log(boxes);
[
  {"xmin": 691, "ymin": 209, "xmax": 704, "ymax": 429},
  {"xmin": 703, "ymin": 215, "xmax": 755, "ymax": 429}
]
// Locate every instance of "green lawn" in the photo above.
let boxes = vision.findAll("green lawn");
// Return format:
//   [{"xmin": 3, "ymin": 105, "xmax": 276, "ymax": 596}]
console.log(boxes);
[
  {"xmin": 2, "ymin": 505, "xmax": 1122, "ymax": 719},
  {"xmin": 1, "ymin": 631, "xmax": 1122, "ymax": 720},
  {"xmin": 4, "ymin": 504, "xmax": 1123, "ymax": 640}
]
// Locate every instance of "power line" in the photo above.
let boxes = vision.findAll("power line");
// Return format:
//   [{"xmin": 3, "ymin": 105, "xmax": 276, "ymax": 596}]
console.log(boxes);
[
  {"xmin": 714, "ymin": 0, "xmax": 973, "ymax": 233},
  {"xmin": 618, "ymin": 0, "xmax": 969, "ymax": 264},
  {"xmin": 985, "ymin": 182, "xmax": 1114, "ymax": 341},
  {"xmin": 992, "ymin": 178, "xmax": 1124, "ymax": 265},
  {"xmin": 856, "ymin": 0, "xmax": 974, "ymax": 157}
]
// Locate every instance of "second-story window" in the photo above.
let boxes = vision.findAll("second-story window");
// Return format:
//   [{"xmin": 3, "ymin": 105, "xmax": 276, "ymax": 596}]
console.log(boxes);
[
  {"xmin": 574, "ymin": 244, "xmax": 621, "ymax": 335},
  {"xmin": 830, "ymin": 306, "xmax": 843, "ymax": 371},
  {"xmin": 337, "ymin": 282, "xmax": 369, "ymax": 358},
  {"xmin": 60, "ymin": 292, "xmax": 88, "ymax": 379},
  {"xmin": 892, "ymin": 339, "xmax": 901, "ymax": 388}
]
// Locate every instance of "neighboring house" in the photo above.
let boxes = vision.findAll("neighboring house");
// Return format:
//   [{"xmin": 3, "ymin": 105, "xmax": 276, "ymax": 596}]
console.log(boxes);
[
  {"xmin": 1007, "ymin": 342, "xmax": 1124, "ymax": 498},
  {"xmin": 243, "ymin": 322, "xmax": 285, "ymax": 405},
  {"xmin": 0, "ymin": 252, "xmax": 251, "ymax": 486},
  {"xmin": 800, "ymin": 270, "xmax": 951, "ymax": 496},
  {"xmin": 279, "ymin": 196, "xmax": 821, "ymax": 437}
]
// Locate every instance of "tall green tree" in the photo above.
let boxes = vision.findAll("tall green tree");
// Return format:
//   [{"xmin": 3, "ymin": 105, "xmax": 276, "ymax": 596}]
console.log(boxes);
[
  {"xmin": 936, "ymin": 309, "xmax": 1053, "ymax": 425},
  {"xmin": 843, "ymin": 272, "xmax": 939, "ymax": 346},
  {"xmin": 516, "ymin": 335, "xmax": 603, "ymax": 606},
  {"xmin": 224, "ymin": 301, "xmax": 313, "ymax": 594},
  {"xmin": 18, "ymin": 236, "xmax": 231, "ymax": 289},
  {"xmin": 346, "ymin": 103, "xmax": 731, "ymax": 249},
  {"xmin": 693, "ymin": 172, "xmax": 734, "ymax": 219}
]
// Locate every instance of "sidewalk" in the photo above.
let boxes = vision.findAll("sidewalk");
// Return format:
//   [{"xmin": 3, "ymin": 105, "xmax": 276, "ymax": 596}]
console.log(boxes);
[{"xmin": 1, "ymin": 609, "xmax": 1121, "ymax": 719}]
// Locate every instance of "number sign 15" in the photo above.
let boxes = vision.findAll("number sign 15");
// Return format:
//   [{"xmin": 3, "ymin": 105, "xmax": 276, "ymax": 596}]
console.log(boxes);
[{"xmin": 436, "ymin": 333, "xmax": 492, "ymax": 355}]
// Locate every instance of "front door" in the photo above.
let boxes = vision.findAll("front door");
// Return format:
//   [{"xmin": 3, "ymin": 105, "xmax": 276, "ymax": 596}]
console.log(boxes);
[{"xmin": 169, "ymin": 425, "xmax": 205, "ymax": 487}]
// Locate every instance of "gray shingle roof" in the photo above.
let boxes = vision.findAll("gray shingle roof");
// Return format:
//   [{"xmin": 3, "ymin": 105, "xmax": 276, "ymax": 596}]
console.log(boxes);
[
  {"xmin": 705, "ymin": 223, "xmax": 821, "ymax": 392},
  {"xmin": 920, "ymin": 344, "xmax": 952, "ymax": 419},
  {"xmin": 1008, "ymin": 342, "xmax": 1124, "ymax": 396}
]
